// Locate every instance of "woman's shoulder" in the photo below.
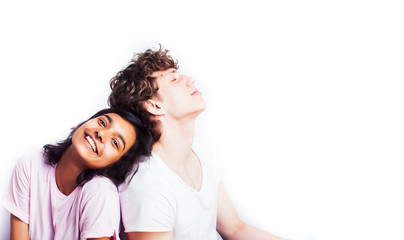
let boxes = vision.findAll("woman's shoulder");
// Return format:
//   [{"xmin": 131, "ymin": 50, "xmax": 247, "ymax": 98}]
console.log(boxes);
[
  {"xmin": 78, "ymin": 176, "xmax": 119, "ymax": 206},
  {"xmin": 82, "ymin": 176, "xmax": 118, "ymax": 194},
  {"xmin": 13, "ymin": 149, "xmax": 49, "ymax": 173}
]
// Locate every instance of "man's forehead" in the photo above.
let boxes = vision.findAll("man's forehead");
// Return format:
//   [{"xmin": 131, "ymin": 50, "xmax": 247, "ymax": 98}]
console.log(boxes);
[{"xmin": 151, "ymin": 68, "xmax": 177, "ymax": 78}]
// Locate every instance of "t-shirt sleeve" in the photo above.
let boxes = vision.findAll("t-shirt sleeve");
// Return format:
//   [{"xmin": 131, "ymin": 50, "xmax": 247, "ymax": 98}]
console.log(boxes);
[
  {"xmin": 2, "ymin": 154, "xmax": 31, "ymax": 224},
  {"xmin": 119, "ymin": 176, "xmax": 176, "ymax": 232},
  {"xmin": 79, "ymin": 177, "xmax": 121, "ymax": 240}
]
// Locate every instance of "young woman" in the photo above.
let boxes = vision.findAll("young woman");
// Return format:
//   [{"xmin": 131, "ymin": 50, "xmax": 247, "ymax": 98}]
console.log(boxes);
[{"xmin": 2, "ymin": 108, "xmax": 153, "ymax": 240}]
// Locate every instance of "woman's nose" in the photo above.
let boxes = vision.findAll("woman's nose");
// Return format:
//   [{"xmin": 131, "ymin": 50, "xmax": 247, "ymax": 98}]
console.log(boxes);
[{"xmin": 95, "ymin": 130, "xmax": 105, "ymax": 142}]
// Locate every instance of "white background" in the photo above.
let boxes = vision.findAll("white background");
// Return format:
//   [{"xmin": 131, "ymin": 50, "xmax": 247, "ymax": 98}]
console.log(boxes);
[{"xmin": 0, "ymin": 1, "xmax": 403, "ymax": 239}]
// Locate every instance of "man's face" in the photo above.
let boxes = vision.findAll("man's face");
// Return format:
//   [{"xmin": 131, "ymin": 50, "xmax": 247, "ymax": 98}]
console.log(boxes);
[{"xmin": 151, "ymin": 68, "xmax": 206, "ymax": 120}]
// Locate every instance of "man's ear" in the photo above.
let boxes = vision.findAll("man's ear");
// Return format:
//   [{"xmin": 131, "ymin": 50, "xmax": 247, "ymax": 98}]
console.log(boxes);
[{"xmin": 144, "ymin": 99, "xmax": 164, "ymax": 116}]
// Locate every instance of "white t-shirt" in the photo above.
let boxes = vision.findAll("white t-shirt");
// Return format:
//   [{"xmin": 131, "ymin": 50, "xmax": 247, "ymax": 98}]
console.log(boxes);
[
  {"xmin": 2, "ymin": 150, "xmax": 121, "ymax": 240},
  {"xmin": 119, "ymin": 145, "xmax": 221, "ymax": 240}
]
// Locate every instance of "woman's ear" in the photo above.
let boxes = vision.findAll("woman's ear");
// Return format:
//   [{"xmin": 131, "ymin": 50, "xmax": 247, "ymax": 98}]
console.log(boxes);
[{"xmin": 144, "ymin": 99, "xmax": 164, "ymax": 116}]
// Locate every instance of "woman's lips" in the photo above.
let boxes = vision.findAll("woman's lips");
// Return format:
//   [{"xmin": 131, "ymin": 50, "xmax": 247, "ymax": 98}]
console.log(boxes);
[{"xmin": 85, "ymin": 134, "xmax": 98, "ymax": 154}]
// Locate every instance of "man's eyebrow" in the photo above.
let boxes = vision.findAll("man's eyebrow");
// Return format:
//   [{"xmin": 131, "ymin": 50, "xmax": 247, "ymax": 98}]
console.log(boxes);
[{"xmin": 103, "ymin": 114, "xmax": 126, "ymax": 151}]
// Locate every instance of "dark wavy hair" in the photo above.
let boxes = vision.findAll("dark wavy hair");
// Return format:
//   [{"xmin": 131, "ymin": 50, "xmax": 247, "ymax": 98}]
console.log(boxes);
[
  {"xmin": 108, "ymin": 45, "xmax": 178, "ymax": 142},
  {"xmin": 43, "ymin": 108, "xmax": 153, "ymax": 186}
]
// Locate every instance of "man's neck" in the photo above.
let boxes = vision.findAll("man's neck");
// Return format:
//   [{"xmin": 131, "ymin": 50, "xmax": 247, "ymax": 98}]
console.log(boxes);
[
  {"xmin": 153, "ymin": 117, "xmax": 196, "ymax": 168},
  {"xmin": 152, "ymin": 114, "xmax": 204, "ymax": 191}
]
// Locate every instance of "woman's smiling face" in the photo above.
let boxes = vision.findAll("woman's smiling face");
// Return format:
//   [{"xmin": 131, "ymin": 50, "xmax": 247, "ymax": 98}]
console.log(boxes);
[{"xmin": 71, "ymin": 113, "xmax": 136, "ymax": 169}]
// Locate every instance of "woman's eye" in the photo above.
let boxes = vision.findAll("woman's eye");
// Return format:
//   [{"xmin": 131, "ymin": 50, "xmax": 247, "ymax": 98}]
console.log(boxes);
[
  {"xmin": 172, "ymin": 78, "xmax": 177, "ymax": 82},
  {"xmin": 112, "ymin": 139, "xmax": 119, "ymax": 148},
  {"xmin": 99, "ymin": 119, "xmax": 106, "ymax": 127}
]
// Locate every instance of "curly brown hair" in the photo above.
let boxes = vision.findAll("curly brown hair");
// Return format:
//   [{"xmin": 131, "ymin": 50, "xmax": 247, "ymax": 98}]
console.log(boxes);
[{"xmin": 108, "ymin": 46, "xmax": 178, "ymax": 142}]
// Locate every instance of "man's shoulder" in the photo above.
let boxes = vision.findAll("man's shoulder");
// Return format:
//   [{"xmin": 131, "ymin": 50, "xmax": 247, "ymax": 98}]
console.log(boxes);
[
  {"xmin": 135, "ymin": 154, "xmax": 168, "ymax": 178},
  {"xmin": 119, "ymin": 154, "xmax": 171, "ymax": 192}
]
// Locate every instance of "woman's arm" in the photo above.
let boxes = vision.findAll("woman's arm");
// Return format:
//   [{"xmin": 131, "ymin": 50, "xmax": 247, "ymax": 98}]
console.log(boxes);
[
  {"xmin": 10, "ymin": 214, "xmax": 29, "ymax": 240},
  {"xmin": 87, "ymin": 237, "xmax": 113, "ymax": 240},
  {"xmin": 127, "ymin": 231, "xmax": 173, "ymax": 240},
  {"xmin": 79, "ymin": 178, "xmax": 122, "ymax": 240}
]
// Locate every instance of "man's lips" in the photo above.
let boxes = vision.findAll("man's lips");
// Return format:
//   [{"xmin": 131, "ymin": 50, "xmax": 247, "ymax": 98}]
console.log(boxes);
[{"xmin": 191, "ymin": 89, "xmax": 200, "ymax": 96}]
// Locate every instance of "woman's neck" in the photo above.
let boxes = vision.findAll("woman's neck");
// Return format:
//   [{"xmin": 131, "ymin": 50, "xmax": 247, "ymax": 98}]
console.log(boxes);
[{"xmin": 55, "ymin": 146, "xmax": 86, "ymax": 195}]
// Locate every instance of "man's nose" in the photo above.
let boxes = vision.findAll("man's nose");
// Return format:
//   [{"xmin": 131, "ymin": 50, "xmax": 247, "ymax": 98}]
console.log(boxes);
[{"xmin": 184, "ymin": 75, "xmax": 195, "ymax": 87}]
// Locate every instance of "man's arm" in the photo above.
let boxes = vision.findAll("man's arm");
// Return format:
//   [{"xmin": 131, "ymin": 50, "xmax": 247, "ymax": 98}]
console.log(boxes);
[
  {"xmin": 10, "ymin": 214, "xmax": 29, "ymax": 240},
  {"xmin": 127, "ymin": 231, "xmax": 173, "ymax": 240},
  {"xmin": 216, "ymin": 182, "xmax": 284, "ymax": 240}
]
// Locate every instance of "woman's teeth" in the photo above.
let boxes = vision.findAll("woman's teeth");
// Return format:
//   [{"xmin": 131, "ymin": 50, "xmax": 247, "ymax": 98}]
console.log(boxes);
[{"xmin": 85, "ymin": 135, "xmax": 97, "ymax": 153}]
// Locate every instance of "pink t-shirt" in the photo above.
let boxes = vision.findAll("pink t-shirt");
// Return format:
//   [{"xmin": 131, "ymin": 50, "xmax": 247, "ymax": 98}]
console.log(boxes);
[{"xmin": 2, "ymin": 151, "xmax": 121, "ymax": 240}]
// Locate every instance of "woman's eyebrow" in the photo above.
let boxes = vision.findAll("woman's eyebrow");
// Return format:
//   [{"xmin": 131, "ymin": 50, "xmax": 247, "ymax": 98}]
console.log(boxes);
[
  {"xmin": 103, "ymin": 114, "xmax": 127, "ymax": 151},
  {"xmin": 120, "ymin": 135, "xmax": 127, "ymax": 151},
  {"xmin": 104, "ymin": 114, "xmax": 113, "ymax": 123}
]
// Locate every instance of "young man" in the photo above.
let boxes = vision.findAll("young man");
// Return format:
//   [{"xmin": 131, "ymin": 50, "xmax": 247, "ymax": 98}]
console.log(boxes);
[{"xmin": 109, "ymin": 47, "xmax": 283, "ymax": 240}]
